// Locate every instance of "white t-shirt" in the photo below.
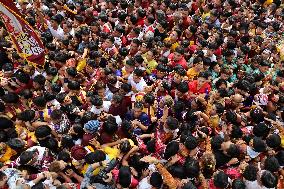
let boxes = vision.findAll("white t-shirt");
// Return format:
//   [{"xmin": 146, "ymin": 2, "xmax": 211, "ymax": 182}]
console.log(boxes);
[
  {"xmin": 90, "ymin": 101, "xmax": 111, "ymax": 115},
  {"xmin": 138, "ymin": 177, "xmax": 152, "ymax": 189},
  {"xmin": 128, "ymin": 75, "xmax": 147, "ymax": 92},
  {"xmin": 47, "ymin": 21, "xmax": 64, "ymax": 39}
]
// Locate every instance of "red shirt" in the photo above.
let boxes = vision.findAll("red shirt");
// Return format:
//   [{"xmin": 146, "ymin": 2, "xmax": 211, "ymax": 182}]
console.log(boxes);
[
  {"xmin": 136, "ymin": 18, "xmax": 145, "ymax": 27},
  {"xmin": 188, "ymin": 80, "xmax": 211, "ymax": 95},
  {"xmin": 168, "ymin": 53, "xmax": 188, "ymax": 69}
]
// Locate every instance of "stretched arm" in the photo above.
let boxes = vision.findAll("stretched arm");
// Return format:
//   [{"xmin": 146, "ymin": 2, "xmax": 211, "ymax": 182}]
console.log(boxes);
[
  {"xmin": 122, "ymin": 146, "xmax": 139, "ymax": 166},
  {"xmin": 101, "ymin": 138, "xmax": 127, "ymax": 148}
]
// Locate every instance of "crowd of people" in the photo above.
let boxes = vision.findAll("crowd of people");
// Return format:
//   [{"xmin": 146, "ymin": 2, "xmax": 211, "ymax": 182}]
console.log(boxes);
[{"xmin": 0, "ymin": 0, "xmax": 283, "ymax": 188}]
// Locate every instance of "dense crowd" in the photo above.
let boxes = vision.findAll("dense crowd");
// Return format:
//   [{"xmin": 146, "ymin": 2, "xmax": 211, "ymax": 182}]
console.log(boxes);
[{"xmin": 0, "ymin": 0, "xmax": 283, "ymax": 188}]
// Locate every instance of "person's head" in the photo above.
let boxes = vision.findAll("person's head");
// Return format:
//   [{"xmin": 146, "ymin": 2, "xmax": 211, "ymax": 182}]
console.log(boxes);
[
  {"xmin": 133, "ymin": 68, "xmax": 144, "ymax": 83},
  {"xmin": 49, "ymin": 160, "xmax": 67, "ymax": 172},
  {"xmin": 19, "ymin": 150, "xmax": 39, "ymax": 165},
  {"xmin": 35, "ymin": 125, "xmax": 51, "ymax": 140},
  {"xmin": 164, "ymin": 141, "xmax": 179, "ymax": 160},
  {"xmin": 103, "ymin": 119, "xmax": 118, "ymax": 135},
  {"xmin": 250, "ymin": 108, "xmax": 264, "ymax": 123},
  {"xmin": 173, "ymin": 47, "xmax": 184, "ymax": 62},
  {"xmin": 165, "ymin": 116, "xmax": 179, "ymax": 130},
  {"xmin": 33, "ymin": 96, "xmax": 47, "ymax": 108},
  {"xmin": 232, "ymin": 179, "xmax": 245, "ymax": 189},
  {"xmin": 130, "ymin": 39, "xmax": 140, "ymax": 54},
  {"xmin": 118, "ymin": 166, "xmax": 131, "ymax": 188},
  {"xmin": 133, "ymin": 102, "xmax": 143, "ymax": 118},
  {"xmin": 260, "ymin": 171, "xmax": 278, "ymax": 188},
  {"xmin": 17, "ymin": 110, "xmax": 35, "ymax": 122},
  {"xmin": 2, "ymin": 92, "xmax": 19, "ymax": 104},
  {"xmin": 149, "ymin": 172, "xmax": 163, "ymax": 188},
  {"xmin": 264, "ymin": 156, "xmax": 280, "ymax": 173},
  {"xmin": 213, "ymin": 171, "xmax": 229, "ymax": 189},
  {"xmin": 243, "ymin": 164, "xmax": 258, "ymax": 181},
  {"xmin": 120, "ymin": 140, "xmax": 131, "ymax": 153},
  {"xmin": 0, "ymin": 117, "xmax": 13, "ymax": 130},
  {"xmin": 184, "ymin": 157, "xmax": 200, "ymax": 178},
  {"xmin": 253, "ymin": 122, "xmax": 270, "ymax": 138},
  {"xmin": 251, "ymin": 137, "xmax": 267, "ymax": 153},
  {"xmin": 184, "ymin": 135, "xmax": 198, "ymax": 151},
  {"xmin": 0, "ymin": 171, "xmax": 7, "ymax": 188},
  {"xmin": 266, "ymin": 134, "xmax": 281, "ymax": 149},
  {"xmin": 33, "ymin": 74, "xmax": 46, "ymax": 89}
]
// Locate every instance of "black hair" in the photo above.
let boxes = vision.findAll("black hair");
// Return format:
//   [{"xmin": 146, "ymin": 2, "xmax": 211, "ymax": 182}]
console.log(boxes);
[
  {"xmin": 184, "ymin": 157, "xmax": 200, "ymax": 178},
  {"xmin": 211, "ymin": 135, "xmax": 224, "ymax": 152},
  {"xmin": 51, "ymin": 109, "xmax": 63, "ymax": 120},
  {"xmin": 261, "ymin": 171, "xmax": 278, "ymax": 188},
  {"xmin": 182, "ymin": 181, "xmax": 197, "ymax": 189},
  {"xmin": 84, "ymin": 152, "xmax": 98, "ymax": 164},
  {"xmin": 0, "ymin": 117, "xmax": 13, "ymax": 130},
  {"xmin": 120, "ymin": 140, "xmax": 131, "ymax": 153},
  {"xmin": 184, "ymin": 136, "xmax": 198, "ymax": 150},
  {"xmin": 16, "ymin": 71, "xmax": 30, "ymax": 84},
  {"xmin": 266, "ymin": 134, "xmax": 281, "ymax": 149},
  {"xmin": 143, "ymin": 93, "xmax": 155, "ymax": 105},
  {"xmin": 35, "ymin": 125, "xmax": 52, "ymax": 139},
  {"xmin": 225, "ymin": 110, "xmax": 237, "ymax": 124},
  {"xmin": 213, "ymin": 171, "xmax": 229, "ymax": 189},
  {"xmin": 168, "ymin": 164, "xmax": 186, "ymax": 179},
  {"xmin": 2, "ymin": 63, "xmax": 14, "ymax": 71},
  {"xmin": 66, "ymin": 67, "xmax": 77, "ymax": 77},
  {"xmin": 118, "ymin": 166, "xmax": 131, "ymax": 188},
  {"xmin": 230, "ymin": 125, "xmax": 243, "ymax": 139},
  {"xmin": 274, "ymin": 148, "xmax": 283, "ymax": 165},
  {"xmin": 150, "ymin": 172, "xmax": 163, "ymax": 188},
  {"xmin": 60, "ymin": 135, "xmax": 74, "ymax": 149},
  {"xmin": 166, "ymin": 117, "xmax": 179, "ymax": 130},
  {"xmin": 253, "ymin": 122, "xmax": 270, "ymax": 138},
  {"xmin": 164, "ymin": 141, "xmax": 179, "ymax": 160},
  {"xmin": 226, "ymin": 144, "xmax": 240, "ymax": 158},
  {"xmin": 2, "ymin": 92, "xmax": 19, "ymax": 103},
  {"xmin": 51, "ymin": 84, "xmax": 62, "ymax": 93},
  {"xmin": 177, "ymin": 82, "xmax": 189, "ymax": 93},
  {"xmin": 250, "ymin": 108, "xmax": 264, "ymax": 123},
  {"xmin": 19, "ymin": 151, "xmax": 34, "ymax": 165},
  {"xmin": 92, "ymin": 150, "xmax": 106, "ymax": 162},
  {"xmin": 31, "ymin": 182, "xmax": 45, "ymax": 189},
  {"xmin": 33, "ymin": 74, "xmax": 46, "ymax": 85},
  {"xmin": 146, "ymin": 139, "xmax": 156, "ymax": 153},
  {"xmin": 252, "ymin": 137, "xmax": 267, "ymax": 152},
  {"xmin": 243, "ymin": 164, "xmax": 258, "ymax": 181},
  {"xmin": 103, "ymin": 120, "xmax": 118, "ymax": 135},
  {"xmin": 90, "ymin": 95, "xmax": 103, "ymax": 106},
  {"xmin": 46, "ymin": 67, "xmax": 58, "ymax": 76},
  {"xmin": 17, "ymin": 110, "xmax": 35, "ymax": 122},
  {"xmin": 0, "ymin": 130, "xmax": 7, "ymax": 142},
  {"xmin": 134, "ymin": 102, "xmax": 143, "ymax": 109},
  {"xmin": 133, "ymin": 68, "xmax": 144, "ymax": 77},
  {"xmin": 232, "ymin": 179, "xmax": 246, "ymax": 189},
  {"xmin": 57, "ymin": 151, "xmax": 71, "ymax": 162},
  {"xmin": 44, "ymin": 137, "xmax": 58, "ymax": 152},
  {"xmin": 72, "ymin": 124, "xmax": 84, "ymax": 138},
  {"xmin": 33, "ymin": 96, "xmax": 47, "ymax": 108},
  {"xmin": 67, "ymin": 80, "xmax": 80, "ymax": 91},
  {"xmin": 264, "ymin": 156, "xmax": 280, "ymax": 172}
]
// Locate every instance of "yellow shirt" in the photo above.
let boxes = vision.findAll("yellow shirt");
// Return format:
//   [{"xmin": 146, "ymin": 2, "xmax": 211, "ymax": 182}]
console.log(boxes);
[
  {"xmin": 0, "ymin": 146, "xmax": 17, "ymax": 163},
  {"xmin": 187, "ymin": 68, "xmax": 199, "ymax": 80},
  {"xmin": 142, "ymin": 54, "xmax": 158, "ymax": 74}
]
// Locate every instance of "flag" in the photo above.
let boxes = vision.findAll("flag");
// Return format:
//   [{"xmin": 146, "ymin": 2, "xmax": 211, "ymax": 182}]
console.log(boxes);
[{"xmin": 0, "ymin": 0, "xmax": 45, "ymax": 67}]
